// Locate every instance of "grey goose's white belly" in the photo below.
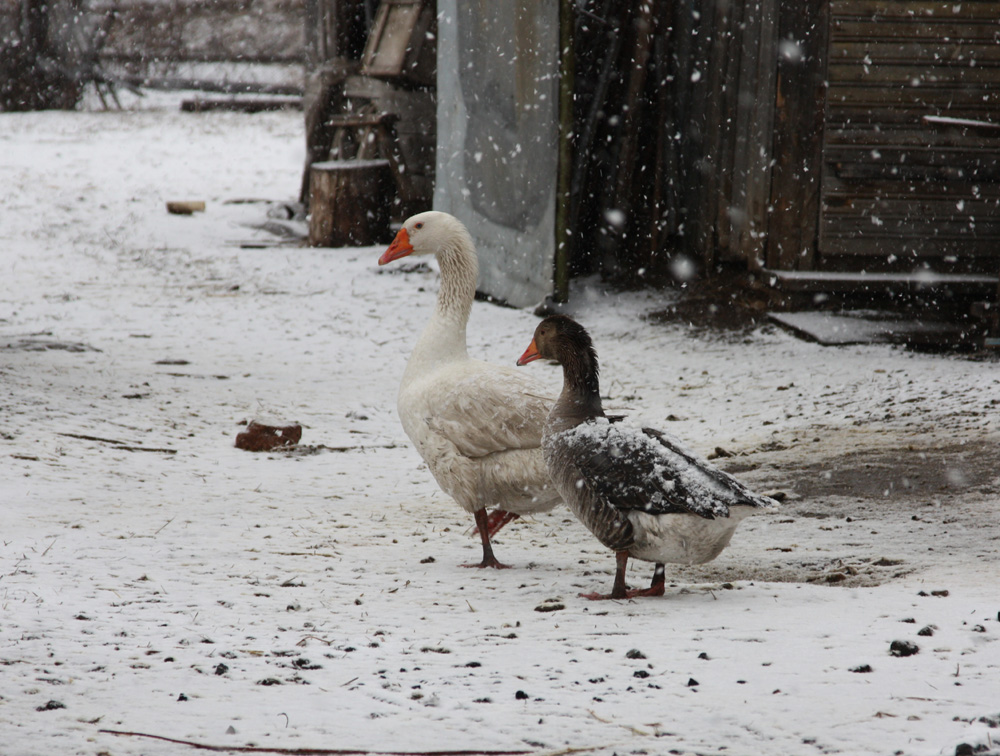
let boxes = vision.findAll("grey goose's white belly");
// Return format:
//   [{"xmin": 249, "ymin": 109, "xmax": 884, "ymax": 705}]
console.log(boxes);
[{"xmin": 626, "ymin": 506, "xmax": 756, "ymax": 565}]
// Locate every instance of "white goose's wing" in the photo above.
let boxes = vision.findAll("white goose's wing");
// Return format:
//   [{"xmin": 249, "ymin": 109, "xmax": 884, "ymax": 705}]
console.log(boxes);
[{"xmin": 424, "ymin": 363, "xmax": 553, "ymax": 459}]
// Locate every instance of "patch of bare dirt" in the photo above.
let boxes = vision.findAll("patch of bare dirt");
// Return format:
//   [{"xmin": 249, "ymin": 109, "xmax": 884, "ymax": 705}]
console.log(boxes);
[
  {"xmin": 732, "ymin": 440, "xmax": 1000, "ymax": 501},
  {"xmin": 645, "ymin": 268, "xmax": 787, "ymax": 335},
  {"xmin": 666, "ymin": 434, "xmax": 1000, "ymax": 588}
]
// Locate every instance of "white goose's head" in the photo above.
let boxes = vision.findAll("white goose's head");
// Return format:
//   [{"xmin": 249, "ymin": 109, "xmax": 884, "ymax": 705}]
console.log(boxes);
[{"xmin": 378, "ymin": 211, "xmax": 474, "ymax": 265}]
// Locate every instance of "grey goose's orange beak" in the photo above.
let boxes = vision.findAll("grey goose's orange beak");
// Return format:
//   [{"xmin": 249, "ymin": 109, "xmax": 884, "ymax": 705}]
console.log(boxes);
[
  {"xmin": 516, "ymin": 338, "xmax": 541, "ymax": 366},
  {"xmin": 378, "ymin": 227, "xmax": 413, "ymax": 265}
]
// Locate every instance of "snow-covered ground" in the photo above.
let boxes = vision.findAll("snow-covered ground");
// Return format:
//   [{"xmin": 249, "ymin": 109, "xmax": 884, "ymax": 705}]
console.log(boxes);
[{"xmin": 1, "ymin": 98, "xmax": 998, "ymax": 756}]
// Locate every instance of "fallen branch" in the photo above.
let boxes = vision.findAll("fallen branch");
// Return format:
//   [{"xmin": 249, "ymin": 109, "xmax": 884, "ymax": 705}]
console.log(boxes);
[
  {"xmin": 59, "ymin": 432, "xmax": 130, "ymax": 445},
  {"xmin": 274, "ymin": 552, "xmax": 341, "ymax": 558},
  {"xmin": 98, "ymin": 730, "xmax": 533, "ymax": 755},
  {"xmin": 57, "ymin": 433, "xmax": 177, "ymax": 454}
]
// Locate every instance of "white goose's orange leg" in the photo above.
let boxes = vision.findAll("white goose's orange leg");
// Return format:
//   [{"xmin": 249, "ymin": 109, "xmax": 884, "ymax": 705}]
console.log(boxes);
[
  {"xmin": 461, "ymin": 509, "xmax": 512, "ymax": 569},
  {"xmin": 478, "ymin": 509, "xmax": 520, "ymax": 537}
]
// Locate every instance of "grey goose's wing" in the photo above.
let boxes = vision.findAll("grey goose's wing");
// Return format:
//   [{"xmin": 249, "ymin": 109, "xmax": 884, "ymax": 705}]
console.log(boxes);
[
  {"xmin": 564, "ymin": 421, "xmax": 773, "ymax": 521},
  {"xmin": 640, "ymin": 427, "xmax": 776, "ymax": 511}
]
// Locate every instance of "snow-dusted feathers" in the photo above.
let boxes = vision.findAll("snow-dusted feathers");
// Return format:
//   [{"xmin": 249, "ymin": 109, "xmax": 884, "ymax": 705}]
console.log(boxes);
[
  {"xmin": 543, "ymin": 417, "xmax": 772, "ymax": 564},
  {"xmin": 519, "ymin": 314, "xmax": 775, "ymax": 593},
  {"xmin": 553, "ymin": 418, "xmax": 773, "ymax": 520}
]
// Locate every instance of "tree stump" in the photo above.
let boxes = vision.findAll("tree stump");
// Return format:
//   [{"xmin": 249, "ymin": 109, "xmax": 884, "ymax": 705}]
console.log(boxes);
[{"xmin": 308, "ymin": 159, "xmax": 393, "ymax": 247}]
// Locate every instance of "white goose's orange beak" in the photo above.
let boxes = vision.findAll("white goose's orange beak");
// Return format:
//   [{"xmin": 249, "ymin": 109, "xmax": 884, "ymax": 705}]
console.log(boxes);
[
  {"xmin": 516, "ymin": 338, "xmax": 541, "ymax": 366},
  {"xmin": 378, "ymin": 227, "xmax": 413, "ymax": 265}
]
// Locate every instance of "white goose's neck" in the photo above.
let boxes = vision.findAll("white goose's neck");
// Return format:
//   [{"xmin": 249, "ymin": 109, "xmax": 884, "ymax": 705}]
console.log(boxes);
[{"xmin": 407, "ymin": 237, "xmax": 478, "ymax": 372}]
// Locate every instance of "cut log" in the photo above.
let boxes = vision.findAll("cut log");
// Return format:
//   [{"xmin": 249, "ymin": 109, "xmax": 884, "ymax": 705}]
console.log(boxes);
[
  {"xmin": 166, "ymin": 201, "xmax": 206, "ymax": 215},
  {"xmin": 308, "ymin": 159, "xmax": 394, "ymax": 247}
]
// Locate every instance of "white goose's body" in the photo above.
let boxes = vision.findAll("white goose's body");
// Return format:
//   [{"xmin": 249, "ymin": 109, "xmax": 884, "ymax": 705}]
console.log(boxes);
[
  {"xmin": 380, "ymin": 212, "xmax": 560, "ymax": 567},
  {"xmin": 398, "ymin": 360, "xmax": 557, "ymax": 517}
]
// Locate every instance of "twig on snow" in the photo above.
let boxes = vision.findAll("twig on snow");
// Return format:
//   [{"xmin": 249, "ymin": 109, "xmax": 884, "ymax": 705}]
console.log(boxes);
[
  {"xmin": 57, "ymin": 432, "xmax": 177, "ymax": 454},
  {"xmin": 59, "ymin": 432, "xmax": 129, "ymax": 445},
  {"xmin": 98, "ymin": 730, "xmax": 533, "ymax": 755},
  {"xmin": 274, "ymin": 552, "xmax": 341, "ymax": 559},
  {"xmin": 296, "ymin": 635, "xmax": 336, "ymax": 646},
  {"xmin": 154, "ymin": 517, "xmax": 175, "ymax": 536},
  {"xmin": 586, "ymin": 710, "xmax": 649, "ymax": 736},
  {"xmin": 532, "ymin": 747, "xmax": 619, "ymax": 756}
]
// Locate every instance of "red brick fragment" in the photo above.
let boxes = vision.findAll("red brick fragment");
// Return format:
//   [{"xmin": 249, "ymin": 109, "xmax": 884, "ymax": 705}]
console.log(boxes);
[{"xmin": 235, "ymin": 421, "xmax": 302, "ymax": 451}]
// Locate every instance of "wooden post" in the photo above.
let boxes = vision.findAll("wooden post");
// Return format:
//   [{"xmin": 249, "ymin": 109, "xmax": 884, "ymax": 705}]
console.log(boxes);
[
  {"xmin": 766, "ymin": 0, "xmax": 829, "ymax": 271},
  {"xmin": 554, "ymin": 0, "xmax": 574, "ymax": 304},
  {"xmin": 299, "ymin": 61, "xmax": 354, "ymax": 204},
  {"xmin": 308, "ymin": 159, "xmax": 394, "ymax": 247},
  {"xmin": 1, "ymin": 0, "xmax": 82, "ymax": 111}
]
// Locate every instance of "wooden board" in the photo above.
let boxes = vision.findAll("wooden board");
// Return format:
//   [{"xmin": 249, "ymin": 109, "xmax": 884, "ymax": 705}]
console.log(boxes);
[
  {"xmin": 763, "ymin": 269, "xmax": 997, "ymax": 294},
  {"xmin": 816, "ymin": 0, "xmax": 1000, "ymax": 274},
  {"xmin": 768, "ymin": 310, "xmax": 975, "ymax": 346},
  {"xmin": 359, "ymin": 0, "xmax": 436, "ymax": 87},
  {"xmin": 766, "ymin": 0, "xmax": 829, "ymax": 270}
]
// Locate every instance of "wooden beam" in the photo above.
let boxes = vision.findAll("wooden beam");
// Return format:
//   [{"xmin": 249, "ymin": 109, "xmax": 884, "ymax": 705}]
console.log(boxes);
[
  {"xmin": 739, "ymin": 0, "xmax": 778, "ymax": 270},
  {"xmin": 554, "ymin": 0, "xmax": 574, "ymax": 303},
  {"xmin": 762, "ymin": 269, "xmax": 997, "ymax": 295},
  {"xmin": 766, "ymin": 0, "xmax": 830, "ymax": 271}
]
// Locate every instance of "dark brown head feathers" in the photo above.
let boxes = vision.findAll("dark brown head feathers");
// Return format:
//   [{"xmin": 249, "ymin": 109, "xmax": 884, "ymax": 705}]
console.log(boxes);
[
  {"xmin": 533, "ymin": 315, "xmax": 596, "ymax": 362},
  {"xmin": 533, "ymin": 315, "xmax": 601, "ymax": 397}
]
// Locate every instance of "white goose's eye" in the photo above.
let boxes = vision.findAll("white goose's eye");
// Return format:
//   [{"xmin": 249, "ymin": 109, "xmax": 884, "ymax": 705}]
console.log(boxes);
[{"xmin": 414, "ymin": 222, "xmax": 424, "ymax": 230}]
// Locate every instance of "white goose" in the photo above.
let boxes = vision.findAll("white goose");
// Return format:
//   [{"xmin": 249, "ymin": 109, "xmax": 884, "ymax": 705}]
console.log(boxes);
[{"xmin": 378, "ymin": 211, "xmax": 561, "ymax": 568}]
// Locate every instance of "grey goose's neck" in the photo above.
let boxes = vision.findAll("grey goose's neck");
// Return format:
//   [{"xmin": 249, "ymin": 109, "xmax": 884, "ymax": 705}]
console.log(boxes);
[{"xmin": 549, "ymin": 348, "xmax": 605, "ymax": 433}]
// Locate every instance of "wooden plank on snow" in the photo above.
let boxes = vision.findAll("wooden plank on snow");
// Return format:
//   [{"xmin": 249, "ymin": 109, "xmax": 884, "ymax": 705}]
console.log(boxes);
[{"xmin": 763, "ymin": 269, "xmax": 997, "ymax": 293}]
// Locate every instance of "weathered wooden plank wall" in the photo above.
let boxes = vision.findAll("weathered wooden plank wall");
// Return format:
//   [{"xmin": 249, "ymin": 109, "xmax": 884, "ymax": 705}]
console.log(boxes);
[
  {"xmin": 573, "ymin": 0, "xmax": 1000, "ymax": 287},
  {"xmin": 733, "ymin": 0, "xmax": 778, "ymax": 270},
  {"xmin": 765, "ymin": 0, "xmax": 829, "ymax": 271},
  {"xmin": 819, "ymin": 0, "xmax": 1000, "ymax": 274}
]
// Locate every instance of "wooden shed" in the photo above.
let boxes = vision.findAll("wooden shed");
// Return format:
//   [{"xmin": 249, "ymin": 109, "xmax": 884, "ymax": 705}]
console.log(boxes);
[
  {"xmin": 570, "ymin": 0, "xmax": 1000, "ymax": 306},
  {"xmin": 301, "ymin": 0, "xmax": 1000, "ymax": 329}
]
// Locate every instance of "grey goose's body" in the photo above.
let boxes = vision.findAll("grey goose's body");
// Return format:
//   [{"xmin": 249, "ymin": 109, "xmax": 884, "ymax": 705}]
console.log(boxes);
[{"xmin": 517, "ymin": 315, "xmax": 775, "ymax": 599}]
